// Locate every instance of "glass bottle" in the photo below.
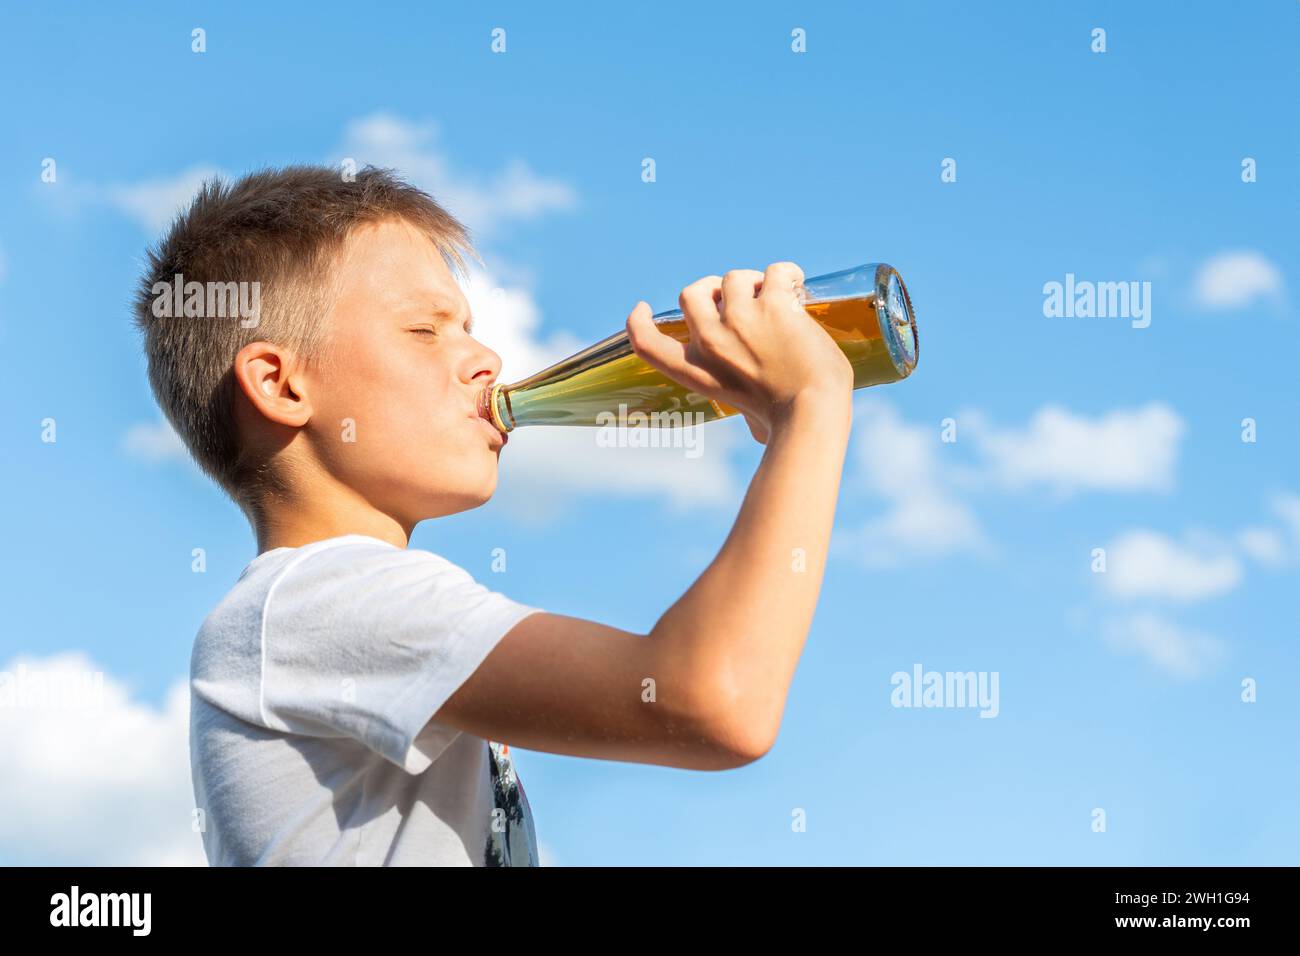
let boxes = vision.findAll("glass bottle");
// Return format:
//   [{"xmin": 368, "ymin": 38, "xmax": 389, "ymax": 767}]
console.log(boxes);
[{"xmin": 480, "ymin": 262, "xmax": 918, "ymax": 432}]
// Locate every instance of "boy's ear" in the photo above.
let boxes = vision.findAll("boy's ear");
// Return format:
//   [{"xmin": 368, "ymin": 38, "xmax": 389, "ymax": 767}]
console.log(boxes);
[{"xmin": 232, "ymin": 341, "xmax": 313, "ymax": 427}]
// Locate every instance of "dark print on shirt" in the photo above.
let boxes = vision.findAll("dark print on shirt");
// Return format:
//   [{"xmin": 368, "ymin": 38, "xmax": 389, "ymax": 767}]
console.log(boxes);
[{"xmin": 484, "ymin": 740, "xmax": 540, "ymax": 866}]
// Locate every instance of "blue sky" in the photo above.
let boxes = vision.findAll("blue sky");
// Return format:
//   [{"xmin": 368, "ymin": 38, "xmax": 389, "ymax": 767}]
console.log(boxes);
[{"xmin": 0, "ymin": 1, "xmax": 1296, "ymax": 865}]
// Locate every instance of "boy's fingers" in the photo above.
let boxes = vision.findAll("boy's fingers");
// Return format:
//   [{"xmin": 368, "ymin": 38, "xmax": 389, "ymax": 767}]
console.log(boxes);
[
  {"xmin": 678, "ymin": 275, "xmax": 724, "ymax": 342},
  {"xmin": 759, "ymin": 261, "xmax": 806, "ymax": 309},
  {"xmin": 626, "ymin": 302, "xmax": 724, "ymax": 396},
  {"xmin": 719, "ymin": 269, "xmax": 765, "ymax": 324},
  {"xmin": 679, "ymin": 275, "xmax": 723, "ymax": 314}
]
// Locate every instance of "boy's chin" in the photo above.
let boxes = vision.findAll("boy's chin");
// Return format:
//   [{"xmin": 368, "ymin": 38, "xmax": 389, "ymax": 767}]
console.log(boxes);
[{"xmin": 414, "ymin": 480, "xmax": 497, "ymax": 520}]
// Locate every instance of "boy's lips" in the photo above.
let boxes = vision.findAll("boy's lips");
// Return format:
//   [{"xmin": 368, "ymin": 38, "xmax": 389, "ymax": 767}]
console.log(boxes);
[
  {"xmin": 473, "ymin": 390, "xmax": 507, "ymax": 447},
  {"xmin": 471, "ymin": 412, "xmax": 506, "ymax": 447}
]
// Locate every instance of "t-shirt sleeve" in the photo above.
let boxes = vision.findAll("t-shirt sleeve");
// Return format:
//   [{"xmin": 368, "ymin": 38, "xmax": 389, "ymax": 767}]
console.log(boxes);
[{"xmin": 257, "ymin": 541, "xmax": 542, "ymax": 774}]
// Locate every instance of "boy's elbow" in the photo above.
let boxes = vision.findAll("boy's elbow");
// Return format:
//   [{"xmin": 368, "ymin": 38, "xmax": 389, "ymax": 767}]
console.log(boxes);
[
  {"xmin": 709, "ymin": 718, "xmax": 776, "ymax": 769},
  {"xmin": 689, "ymin": 670, "xmax": 780, "ymax": 769}
]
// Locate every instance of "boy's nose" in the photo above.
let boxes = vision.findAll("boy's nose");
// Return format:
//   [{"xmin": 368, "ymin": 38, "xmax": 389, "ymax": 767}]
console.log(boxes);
[{"xmin": 468, "ymin": 343, "xmax": 503, "ymax": 384}]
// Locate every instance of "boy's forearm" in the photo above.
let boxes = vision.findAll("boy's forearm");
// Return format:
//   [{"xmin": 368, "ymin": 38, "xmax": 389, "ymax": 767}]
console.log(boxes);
[{"xmin": 648, "ymin": 389, "xmax": 853, "ymax": 748}]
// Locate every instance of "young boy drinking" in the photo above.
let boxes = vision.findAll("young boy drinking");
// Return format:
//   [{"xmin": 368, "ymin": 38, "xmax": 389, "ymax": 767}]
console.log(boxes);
[{"xmin": 134, "ymin": 165, "xmax": 853, "ymax": 865}]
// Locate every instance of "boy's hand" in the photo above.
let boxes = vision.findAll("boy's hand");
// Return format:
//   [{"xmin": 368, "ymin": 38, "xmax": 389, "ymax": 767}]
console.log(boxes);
[{"xmin": 626, "ymin": 262, "xmax": 854, "ymax": 443}]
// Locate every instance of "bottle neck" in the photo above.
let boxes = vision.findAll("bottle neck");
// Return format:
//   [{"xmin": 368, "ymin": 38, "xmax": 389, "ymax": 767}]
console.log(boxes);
[{"xmin": 485, "ymin": 383, "xmax": 513, "ymax": 433}]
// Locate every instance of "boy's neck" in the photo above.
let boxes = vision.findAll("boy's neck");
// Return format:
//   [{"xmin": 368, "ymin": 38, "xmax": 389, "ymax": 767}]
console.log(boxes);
[{"xmin": 253, "ymin": 484, "xmax": 412, "ymax": 554}]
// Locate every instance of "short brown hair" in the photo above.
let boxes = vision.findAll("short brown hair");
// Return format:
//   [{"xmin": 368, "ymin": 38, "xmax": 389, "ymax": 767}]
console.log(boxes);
[{"xmin": 132, "ymin": 164, "xmax": 474, "ymax": 513}]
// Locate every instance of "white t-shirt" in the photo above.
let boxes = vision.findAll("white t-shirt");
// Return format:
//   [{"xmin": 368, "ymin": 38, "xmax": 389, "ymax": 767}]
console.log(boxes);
[{"xmin": 188, "ymin": 533, "xmax": 544, "ymax": 866}]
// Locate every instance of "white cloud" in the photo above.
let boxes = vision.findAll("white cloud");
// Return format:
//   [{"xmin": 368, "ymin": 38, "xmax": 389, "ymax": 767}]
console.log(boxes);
[
  {"xmin": 839, "ymin": 491, "xmax": 987, "ymax": 569},
  {"xmin": 1271, "ymin": 493, "xmax": 1300, "ymax": 545},
  {"xmin": 1093, "ymin": 492, "xmax": 1298, "ymax": 686},
  {"xmin": 1101, "ymin": 529, "xmax": 1242, "ymax": 603},
  {"xmin": 836, "ymin": 398, "xmax": 989, "ymax": 567},
  {"xmin": 494, "ymin": 419, "xmax": 745, "ymax": 524},
  {"xmin": 122, "ymin": 419, "xmax": 191, "ymax": 464},
  {"xmin": 102, "ymin": 165, "xmax": 224, "ymax": 234},
  {"xmin": 337, "ymin": 113, "xmax": 577, "ymax": 236},
  {"xmin": 1238, "ymin": 493, "xmax": 1300, "ymax": 568},
  {"xmin": 0, "ymin": 653, "xmax": 205, "ymax": 865},
  {"xmin": 835, "ymin": 399, "xmax": 1192, "ymax": 569},
  {"xmin": 966, "ymin": 402, "xmax": 1185, "ymax": 496},
  {"xmin": 1193, "ymin": 251, "xmax": 1284, "ymax": 310},
  {"xmin": 92, "ymin": 113, "xmax": 577, "ymax": 241},
  {"xmin": 1237, "ymin": 526, "xmax": 1288, "ymax": 568},
  {"xmin": 1102, "ymin": 612, "xmax": 1226, "ymax": 679}
]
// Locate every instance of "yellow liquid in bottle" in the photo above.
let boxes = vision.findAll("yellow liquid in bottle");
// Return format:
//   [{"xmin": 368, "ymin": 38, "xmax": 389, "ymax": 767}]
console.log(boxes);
[{"xmin": 490, "ymin": 283, "xmax": 917, "ymax": 430}]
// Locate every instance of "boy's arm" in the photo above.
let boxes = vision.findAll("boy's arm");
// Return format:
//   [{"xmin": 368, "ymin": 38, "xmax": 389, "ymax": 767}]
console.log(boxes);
[{"xmin": 435, "ymin": 262, "xmax": 855, "ymax": 770}]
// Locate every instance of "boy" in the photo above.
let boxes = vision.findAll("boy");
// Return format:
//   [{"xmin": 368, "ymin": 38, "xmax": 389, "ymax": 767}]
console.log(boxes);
[{"xmin": 135, "ymin": 165, "xmax": 853, "ymax": 866}]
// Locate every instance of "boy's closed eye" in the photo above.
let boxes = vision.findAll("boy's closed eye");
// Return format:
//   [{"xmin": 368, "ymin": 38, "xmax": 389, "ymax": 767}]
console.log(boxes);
[{"xmin": 407, "ymin": 315, "xmax": 473, "ymax": 338}]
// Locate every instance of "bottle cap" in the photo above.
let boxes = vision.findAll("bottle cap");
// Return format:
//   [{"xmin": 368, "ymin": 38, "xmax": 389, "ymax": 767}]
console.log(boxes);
[{"xmin": 878, "ymin": 266, "xmax": 919, "ymax": 377}]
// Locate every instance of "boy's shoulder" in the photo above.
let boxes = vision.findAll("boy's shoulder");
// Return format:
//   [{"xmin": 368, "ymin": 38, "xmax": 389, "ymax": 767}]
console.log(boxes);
[
  {"xmin": 191, "ymin": 533, "xmax": 511, "ymax": 678},
  {"xmin": 189, "ymin": 534, "xmax": 470, "ymax": 728},
  {"xmin": 195, "ymin": 534, "xmax": 458, "ymax": 646},
  {"xmin": 188, "ymin": 531, "xmax": 540, "ymax": 778},
  {"xmin": 194, "ymin": 536, "xmax": 433, "ymax": 671}
]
